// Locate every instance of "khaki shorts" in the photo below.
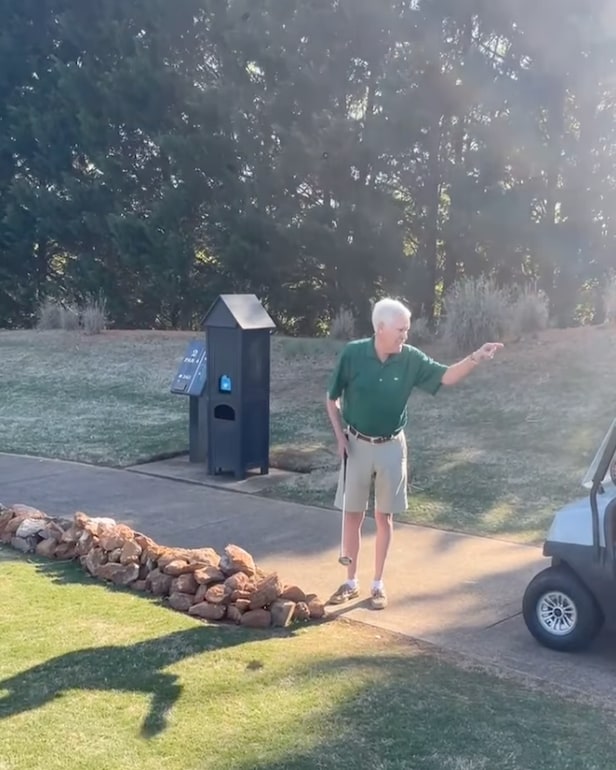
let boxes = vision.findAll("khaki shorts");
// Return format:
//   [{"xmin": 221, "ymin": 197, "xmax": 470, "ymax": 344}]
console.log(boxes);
[{"xmin": 334, "ymin": 430, "xmax": 408, "ymax": 514}]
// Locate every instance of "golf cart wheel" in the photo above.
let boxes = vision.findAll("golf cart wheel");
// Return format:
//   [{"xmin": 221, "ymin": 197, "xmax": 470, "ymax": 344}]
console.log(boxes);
[{"xmin": 522, "ymin": 566, "xmax": 603, "ymax": 652}]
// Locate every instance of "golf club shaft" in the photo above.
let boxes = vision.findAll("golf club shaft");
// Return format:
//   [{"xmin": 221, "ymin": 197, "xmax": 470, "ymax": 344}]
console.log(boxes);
[{"xmin": 339, "ymin": 451, "xmax": 351, "ymax": 565}]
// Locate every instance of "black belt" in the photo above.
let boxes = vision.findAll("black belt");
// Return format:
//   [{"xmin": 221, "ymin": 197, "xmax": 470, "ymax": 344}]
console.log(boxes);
[{"xmin": 347, "ymin": 425, "xmax": 401, "ymax": 444}]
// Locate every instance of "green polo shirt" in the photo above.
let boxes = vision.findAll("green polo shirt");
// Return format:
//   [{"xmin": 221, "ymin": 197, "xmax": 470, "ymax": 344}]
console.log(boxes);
[{"xmin": 327, "ymin": 337, "xmax": 448, "ymax": 436}]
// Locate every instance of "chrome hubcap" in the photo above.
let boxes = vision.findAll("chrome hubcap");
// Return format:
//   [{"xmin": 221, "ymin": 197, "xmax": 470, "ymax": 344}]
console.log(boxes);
[{"xmin": 537, "ymin": 591, "xmax": 577, "ymax": 636}]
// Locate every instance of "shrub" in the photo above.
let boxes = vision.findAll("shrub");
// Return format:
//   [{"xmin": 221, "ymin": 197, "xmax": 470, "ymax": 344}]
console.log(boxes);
[
  {"xmin": 60, "ymin": 305, "xmax": 80, "ymax": 331},
  {"xmin": 510, "ymin": 286, "xmax": 549, "ymax": 337},
  {"xmin": 82, "ymin": 295, "xmax": 108, "ymax": 335},
  {"xmin": 409, "ymin": 316, "xmax": 432, "ymax": 346},
  {"xmin": 36, "ymin": 299, "xmax": 63, "ymax": 330},
  {"xmin": 328, "ymin": 307, "xmax": 356, "ymax": 340},
  {"xmin": 442, "ymin": 276, "xmax": 511, "ymax": 353},
  {"xmin": 603, "ymin": 275, "xmax": 616, "ymax": 324}
]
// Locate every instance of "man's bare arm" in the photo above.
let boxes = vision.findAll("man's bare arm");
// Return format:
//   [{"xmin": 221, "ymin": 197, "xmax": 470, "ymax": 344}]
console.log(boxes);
[
  {"xmin": 441, "ymin": 342, "xmax": 504, "ymax": 387},
  {"xmin": 326, "ymin": 396, "xmax": 349, "ymax": 457}
]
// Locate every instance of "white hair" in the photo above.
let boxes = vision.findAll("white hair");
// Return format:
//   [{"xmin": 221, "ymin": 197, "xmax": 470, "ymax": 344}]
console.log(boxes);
[{"xmin": 371, "ymin": 298, "xmax": 411, "ymax": 331}]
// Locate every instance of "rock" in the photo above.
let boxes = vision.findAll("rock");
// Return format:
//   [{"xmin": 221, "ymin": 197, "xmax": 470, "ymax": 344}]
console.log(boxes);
[
  {"xmin": 94, "ymin": 562, "xmax": 139, "ymax": 586},
  {"xmin": 0, "ymin": 509, "xmax": 14, "ymax": 535},
  {"xmin": 281, "ymin": 585, "xmax": 307, "ymax": 603},
  {"xmin": 171, "ymin": 573, "xmax": 198, "ymax": 595},
  {"xmin": 75, "ymin": 531, "xmax": 95, "ymax": 556},
  {"xmin": 229, "ymin": 589, "xmax": 253, "ymax": 602},
  {"xmin": 0, "ymin": 530, "xmax": 12, "ymax": 544},
  {"xmin": 10, "ymin": 504, "xmax": 47, "ymax": 519},
  {"xmin": 193, "ymin": 566, "xmax": 225, "ymax": 585},
  {"xmin": 120, "ymin": 540, "xmax": 142, "ymax": 565},
  {"xmin": 36, "ymin": 538, "xmax": 59, "ymax": 558},
  {"xmin": 107, "ymin": 547, "xmax": 122, "ymax": 563},
  {"xmin": 234, "ymin": 598, "xmax": 251, "ymax": 613},
  {"xmin": 293, "ymin": 602, "xmax": 310, "ymax": 621},
  {"xmin": 220, "ymin": 544, "xmax": 256, "ymax": 577},
  {"xmin": 308, "ymin": 599, "xmax": 326, "ymax": 619},
  {"xmin": 15, "ymin": 518, "xmax": 48, "ymax": 539},
  {"xmin": 157, "ymin": 549, "xmax": 188, "ymax": 570},
  {"xmin": 224, "ymin": 572, "xmax": 254, "ymax": 593},
  {"xmin": 168, "ymin": 592, "xmax": 195, "ymax": 612},
  {"xmin": 186, "ymin": 548, "xmax": 221, "ymax": 567},
  {"xmin": 53, "ymin": 542, "xmax": 76, "ymax": 561},
  {"xmin": 79, "ymin": 516, "xmax": 117, "ymax": 536},
  {"xmin": 205, "ymin": 584, "xmax": 227, "ymax": 604},
  {"xmin": 271, "ymin": 600, "xmax": 296, "ymax": 628},
  {"xmin": 131, "ymin": 580, "xmax": 147, "ymax": 592},
  {"xmin": 143, "ymin": 542, "xmax": 168, "ymax": 562},
  {"xmin": 41, "ymin": 521, "xmax": 68, "ymax": 541},
  {"xmin": 60, "ymin": 525, "xmax": 80, "ymax": 544},
  {"xmin": 74, "ymin": 512, "xmax": 91, "ymax": 530},
  {"xmin": 82, "ymin": 547, "xmax": 108, "ymax": 575},
  {"xmin": 5, "ymin": 515, "xmax": 34, "ymax": 536},
  {"xmin": 250, "ymin": 573, "xmax": 283, "ymax": 610},
  {"xmin": 226, "ymin": 605, "xmax": 243, "ymax": 624},
  {"xmin": 146, "ymin": 568, "xmax": 173, "ymax": 596},
  {"xmin": 241, "ymin": 609, "xmax": 272, "ymax": 629},
  {"xmin": 11, "ymin": 536, "xmax": 35, "ymax": 553},
  {"xmin": 98, "ymin": 524, "xmax": 134, "ymax": 552},
  {"xmin": 194, "ymin": 584, "xmax": 208, "ymax": 603},
  {"xmin": 188, "ymin": 602, "xmax": 226, "ymax": 621},
  {"xmin": 161, "ymin": 559, "xmax": 193, "ymax": 577}
]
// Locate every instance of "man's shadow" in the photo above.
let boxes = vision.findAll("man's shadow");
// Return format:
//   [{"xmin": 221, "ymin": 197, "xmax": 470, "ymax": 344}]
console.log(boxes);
[{"xmin": 0, "ymin": 625, "xmax": 268, "ymax": 737}]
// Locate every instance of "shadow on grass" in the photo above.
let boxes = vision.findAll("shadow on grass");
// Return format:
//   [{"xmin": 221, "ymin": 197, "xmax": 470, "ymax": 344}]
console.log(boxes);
[
  {"xmin": 0, "ymin": 552, "xmax": 300, "ymax": 738},
  {"xmin": 236, "ymin": 654, "xmax": 615, "ymax": 770},
  {"xmin": 0, "ymin": 623, "xmax": 292, "ymax": 739}
]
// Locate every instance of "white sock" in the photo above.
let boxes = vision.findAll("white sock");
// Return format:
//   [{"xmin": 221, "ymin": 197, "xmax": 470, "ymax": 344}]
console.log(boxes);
[
  {"xmin": 346, "ymin": 578, "xmax": 358, "ymax": 590},
  {"xmin": 371, "ymin": 580, "xmax": 384, "ymax": 592}
]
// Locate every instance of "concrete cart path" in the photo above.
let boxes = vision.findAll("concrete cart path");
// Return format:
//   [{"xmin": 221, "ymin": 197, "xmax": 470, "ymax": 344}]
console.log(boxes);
[{"xmin": 3, "ymin": 452, "xmax": 616, "ymax": 702}]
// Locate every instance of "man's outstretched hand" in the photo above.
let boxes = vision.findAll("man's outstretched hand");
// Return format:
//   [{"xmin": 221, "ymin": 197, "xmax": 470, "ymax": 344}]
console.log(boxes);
[{"xmin": 474, "ymin": 342, "xmax": 504, "ymax": 361}]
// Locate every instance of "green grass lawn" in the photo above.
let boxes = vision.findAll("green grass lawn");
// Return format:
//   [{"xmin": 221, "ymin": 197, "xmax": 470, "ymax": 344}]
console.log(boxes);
[
  {"xmin": 1, "ymin": 546, "xmax": 615, "ymax": 770},
  {"xmin": 1, "ymin": 325, "xmax": 615, "ymax": 543}
]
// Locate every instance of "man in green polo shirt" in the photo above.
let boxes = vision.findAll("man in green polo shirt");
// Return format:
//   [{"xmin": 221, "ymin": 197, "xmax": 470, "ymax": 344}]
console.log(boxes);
[{"xmin": 326, "ymin": 297, "xmax": 503, "ymax": 610}]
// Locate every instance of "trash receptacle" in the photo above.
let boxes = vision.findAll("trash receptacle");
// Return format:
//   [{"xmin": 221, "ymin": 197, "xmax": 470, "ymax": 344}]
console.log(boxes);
[{"xmin": 203, "ymin": 294, "xmax": 276, "ymax": 479}]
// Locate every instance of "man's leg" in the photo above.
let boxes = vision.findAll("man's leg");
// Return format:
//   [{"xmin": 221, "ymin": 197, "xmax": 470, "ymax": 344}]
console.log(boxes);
[
  {"xmin": 342, "ymin": 510, "xmax": 365, "ymax": 581},
  {"xmin": 373, "ymin": 510, "xmax": 393, "ymax": 583},
  {"xmin": 371, "ymin": 432, "xmax": 408, "ymax": 609},
  {"xmin": 328, "ymin": 435, "xmax": 371, "ymax": 605}
]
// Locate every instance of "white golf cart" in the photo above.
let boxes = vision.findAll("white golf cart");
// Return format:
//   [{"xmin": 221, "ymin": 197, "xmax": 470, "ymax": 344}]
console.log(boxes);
[{"xmin": 522, "ymin": 417, "xmax": 616, "ymax": 652}]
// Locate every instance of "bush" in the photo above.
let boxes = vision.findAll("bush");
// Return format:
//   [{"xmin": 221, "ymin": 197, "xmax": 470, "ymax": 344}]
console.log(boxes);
[
  {"xmin": 36, "ymin": 299, "xmax": 63, "ymax": 330},
  {"xmin": 603, "ymin": 275, "xmax": 616, "ymax": 324},
  {"xmin": 442, "ymin": 276, "xmax": 511, "ymax": 353},
  {"xmin": 60, "ymin": 305, "xmax": 80, "ymax": 331},
  {"xmin": 510, "ymin": 286, "xmax": 549, "ymax": 337},
  {"xmin": 328, "ymin": 307, "xmax": 356, "ymax": 340},
  {"xmin": 82, "ymin": 296, "xmax": 108, "ymax": 335},
  {"xmin": 35, "ymin": 295, "xmax": 108, "ymax": 334},
  {"xmin": 409, "ymin": 316, "xmax": 432, "ymax": 346}
]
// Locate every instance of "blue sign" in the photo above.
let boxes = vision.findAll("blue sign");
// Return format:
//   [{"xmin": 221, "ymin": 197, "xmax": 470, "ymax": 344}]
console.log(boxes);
[
  {"xmin": 171, "ymin": 340, "xmax": 207, "ymax": 397},
  {"xmin": 219, "ymin": 374, "xmax": 232, "ymax": 393}
]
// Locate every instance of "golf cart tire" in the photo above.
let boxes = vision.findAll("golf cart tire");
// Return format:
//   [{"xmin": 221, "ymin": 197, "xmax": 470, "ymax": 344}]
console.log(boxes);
[{"xmin": 522, "ymin": 565, "xmax": 603, "ymax": 652}]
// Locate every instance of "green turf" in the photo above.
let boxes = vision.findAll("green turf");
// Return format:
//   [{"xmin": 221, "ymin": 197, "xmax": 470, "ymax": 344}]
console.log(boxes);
[{"xmin": 1, "ymin": 547, "xmax": 615, "ymax": 770}]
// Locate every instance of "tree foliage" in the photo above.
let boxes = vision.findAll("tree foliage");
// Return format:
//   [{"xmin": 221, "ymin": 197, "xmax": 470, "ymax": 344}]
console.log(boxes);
[{"xmin": 0, "ymin": 0, "xmax": 615, "ymax": 331}]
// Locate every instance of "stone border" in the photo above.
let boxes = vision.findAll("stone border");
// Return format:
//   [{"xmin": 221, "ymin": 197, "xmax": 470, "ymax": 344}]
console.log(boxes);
[{"xmin": 0, "ymin": 503, "xmax": 327, "ymax": 629}]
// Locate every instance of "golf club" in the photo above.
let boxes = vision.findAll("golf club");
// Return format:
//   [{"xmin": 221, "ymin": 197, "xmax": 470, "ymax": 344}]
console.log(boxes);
[{"xmin": 338, "ymin": 450, "xmax": 352, "ymax": 566}]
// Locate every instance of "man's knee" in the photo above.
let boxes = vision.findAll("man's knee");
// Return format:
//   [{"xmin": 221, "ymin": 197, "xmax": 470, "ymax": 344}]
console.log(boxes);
[
  {"xmin": 344, "ymin": 511, "xmax": 365, "ymax": 529},
  {"xmin": 374, "ymin": 511, "xmax": 393, "ymax": 527}
]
